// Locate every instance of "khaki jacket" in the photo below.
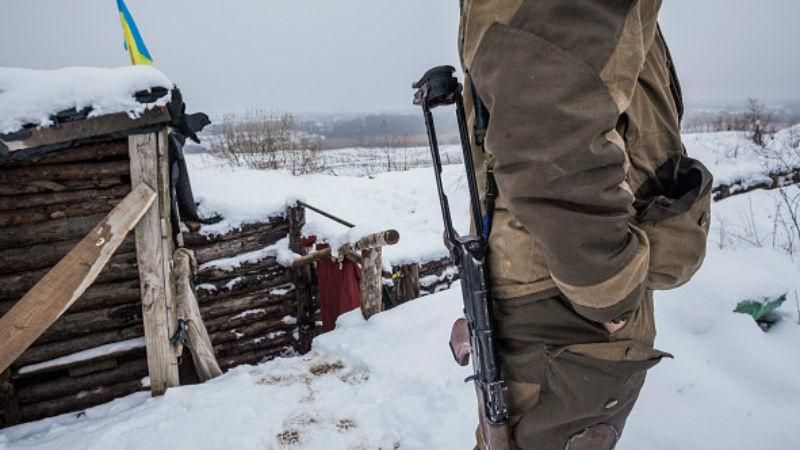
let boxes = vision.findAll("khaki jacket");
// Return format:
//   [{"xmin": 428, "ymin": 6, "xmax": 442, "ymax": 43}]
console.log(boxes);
[{"xmin": 459, "ymin": 0, "xmax": 711, "ymax": 322}]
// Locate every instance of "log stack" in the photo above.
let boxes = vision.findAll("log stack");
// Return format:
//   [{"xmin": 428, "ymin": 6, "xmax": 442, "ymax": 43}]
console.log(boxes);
[
  {"xmin": 417, "ymin": 256, "xmax": 459, "ymax": 296},
  {"xmin": 184, "ymin": 209, "xmax": 316, "ymax": 371}
]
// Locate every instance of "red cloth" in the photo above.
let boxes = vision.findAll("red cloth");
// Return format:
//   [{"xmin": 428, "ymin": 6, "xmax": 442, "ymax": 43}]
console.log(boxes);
[{"xmin": 313, "ymin": 243, "xmax": 361, "ymax": 332}]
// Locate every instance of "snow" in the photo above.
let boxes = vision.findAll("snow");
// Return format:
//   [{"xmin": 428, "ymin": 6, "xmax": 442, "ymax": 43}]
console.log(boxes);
[
  {"xmin": 2, "ymin": 129, "xmax": 800, "ymax": 449},
  {"xmin": 17, "ymin": 338, "xmax": 145, "ymax": 376},
  {"xmin": 0, "ymin": 66, "xmax": 173, "ymax": 134},
  {"xmin": 685, "ymin": 125, "xmax": 800, "ymax": 188},
  {"xmin": 187, "ymin": 154, "xmax": 470, "ymax": 266}
]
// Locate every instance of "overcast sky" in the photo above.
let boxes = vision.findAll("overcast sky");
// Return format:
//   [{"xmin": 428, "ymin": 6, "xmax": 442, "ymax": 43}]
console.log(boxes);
[{"xmin": 2, "ymin": 1, "xmax": 798, "ymax": 115}]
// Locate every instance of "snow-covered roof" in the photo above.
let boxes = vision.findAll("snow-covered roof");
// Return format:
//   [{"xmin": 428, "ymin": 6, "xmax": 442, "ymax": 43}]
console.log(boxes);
[{"xmin": 0, "ymin": 66, "xmax": 174, "ymax": 135}]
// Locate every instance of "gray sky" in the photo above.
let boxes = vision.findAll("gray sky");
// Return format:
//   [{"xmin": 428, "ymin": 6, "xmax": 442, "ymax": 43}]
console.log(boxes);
[{"xmin": 2, "ymin": 1, "xmax": 798, "ymax": 115}]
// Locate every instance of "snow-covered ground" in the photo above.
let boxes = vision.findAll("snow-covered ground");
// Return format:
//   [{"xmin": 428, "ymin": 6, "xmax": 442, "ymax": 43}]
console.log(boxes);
[{"xmin": 2, "ymin": 129, "xmax": 800, "ymax": 450}]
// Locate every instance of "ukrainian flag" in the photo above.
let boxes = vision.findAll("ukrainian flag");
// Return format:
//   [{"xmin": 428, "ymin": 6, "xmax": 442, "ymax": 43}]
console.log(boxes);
[{"xmin": 117, "ymin": 0, "xmax": 153, "ymax": 65}]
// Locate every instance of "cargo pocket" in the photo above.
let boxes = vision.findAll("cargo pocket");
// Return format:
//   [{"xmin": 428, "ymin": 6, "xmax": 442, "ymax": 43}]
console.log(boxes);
[
  {"xmin": 635, "ymin": 154, "xmax": 713, "ymax": 290},
  {"xmin": 514, "ymin": 340, "xmax": 671, "ymax": 447}
]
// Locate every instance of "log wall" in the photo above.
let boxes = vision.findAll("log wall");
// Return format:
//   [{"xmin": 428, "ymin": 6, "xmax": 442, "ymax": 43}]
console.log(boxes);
[
  {"xmin": 0, "ymin": 140, "xmax": 315, "ymax": 428},
  {"xmin": 0, "ymin": 139, "xmax": 147, "ymax": 426},
  {"xmin": 185, "ymin": 209, "xmax": 315, "ymax": 371}
]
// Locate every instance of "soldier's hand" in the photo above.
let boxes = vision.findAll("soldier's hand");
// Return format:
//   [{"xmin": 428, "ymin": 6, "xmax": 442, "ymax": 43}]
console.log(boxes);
[{"xmin": 603, "ymin": 319, "xmax": 627, "ymax": 335}]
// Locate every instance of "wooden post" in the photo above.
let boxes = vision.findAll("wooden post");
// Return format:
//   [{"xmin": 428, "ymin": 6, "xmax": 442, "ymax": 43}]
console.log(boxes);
[
  {"xmin": 288, "ymin": 205, "xmax": 315, "ymax": 354},
  {"xmin": 360, "ymin": 247, "xmax": 383, "ymax": 320},
  {"xmin": 0, "ymin": 184, "xmax": 156, "ymax": 374},
  {"xmin": 129, "ymin": 132, "xmax": 179, "ymax": 395},
  {"xmin": 394, "ymin": 264, "xmax": 420, "ymax": 304}
]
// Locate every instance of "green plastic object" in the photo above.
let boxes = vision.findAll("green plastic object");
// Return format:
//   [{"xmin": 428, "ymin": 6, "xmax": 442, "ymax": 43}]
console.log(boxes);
[{"xmin": 734, "ymin": 293, "xmax": 787, "ymax": 321}]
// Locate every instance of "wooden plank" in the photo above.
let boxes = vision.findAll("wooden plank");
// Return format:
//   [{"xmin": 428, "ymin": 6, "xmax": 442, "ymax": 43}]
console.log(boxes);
[
  {"xmin": 0, "ymin": 140, "xmax": 129, "ymax": 167},
  {"xmin": 360, "ymin": 247, "xmax": 383, "ymax": 320},
  {"xmin": 0, "ymin": 183, "xmax": 155, "ymax": 374},
  {"xmin": 156, "ymin": 130, "xmax": 179, "ymax": 364},
  {"xmin": 0, "ymin": 107, "xmax": 170, "ymax": 154},
  {"xmin": 0, "ymin": 160, "xmax": 130, "ymax": 185},
  {"xmin": 173, "ymin": 248, "xmax": 221, "ymax": 381},
  {"xmin": 128, "ymin": 132, "xmax": 179, "ymax": 395}
]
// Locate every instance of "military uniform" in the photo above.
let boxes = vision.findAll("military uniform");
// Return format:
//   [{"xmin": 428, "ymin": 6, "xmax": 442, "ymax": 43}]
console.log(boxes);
[{"xmin": 458, "ymin": 1, "xmax": 712, "ymax": 449}]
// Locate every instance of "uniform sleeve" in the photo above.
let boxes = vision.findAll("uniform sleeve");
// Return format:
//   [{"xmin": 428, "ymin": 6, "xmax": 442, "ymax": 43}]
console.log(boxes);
[{"xmin": 469, "ymin": 0, "xmax": 653, "ymax": 323}]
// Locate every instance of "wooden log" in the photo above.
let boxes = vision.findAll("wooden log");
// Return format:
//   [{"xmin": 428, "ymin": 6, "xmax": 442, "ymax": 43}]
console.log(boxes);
[
  {"xmin": 195, "ymin": 256, "xmax": 283, "ymax": 283},
  {"xmin": 35, "ymin": 303, "xmax": 143, "ymax": 345},
  {"xmin": 0, "ymin": 184, "xmax": 155, "ymax": 374},
  {"xmin": 199, "ymin": 288, "xmax": 296, "ymax": 321},
  {"xmin": 0, "ymin": 213, "xmax": 105, "ymax": 250},
  {"xmin": 1, "ymin": 107, "xmax": 170, "ymax": 155},
  {"xmin": 0, "ymin": 252, "xmax": 138, "ymax": 301},
  {"xmin": 203, "ymin": 303, "xmax": 295, "ymax": 334},
  {"xmin": 0, "ymin": 160, "xmax": 130, "ymax": 185},
  {"xmin": 192, "ymin": 228, "xmax": 290, "ymax": 266},
  {"xmin": 129, "ymin": 132, "xmax": 179, "ymax": 396},
  {"xmin": 0, "ymin": 234, "xmax": 135, "ymax": 276},
  {"xmin": 13, "ymin": 326, "xmax": 144, "ymax": 368},
  {"xmin": 182, "ymin": 217, "xmax": 289, "ymax": 247},
  {"xmin": 712, "ymin": 167, "xmax": 800, "ymax": 201},
  {"xmin": 0, "ymin": 184, "xmax": 130, "ymax": 211},
  {"xmin": 419, "ymin": 257, "xmax": 453, "ymax": 275},
  {"xmin": 290, "ymin": 229, "xmax": 399, "ymax": 268},
  {"xmin": 1, "ymin": 140, "xmax": 130, "ymax": 167},
  {"xmin": 0, "ymin": 369, "xmax": 22, "ymax": 427},
  {"xmin": 0, "ymin": 177, "xmax": 126, "ymax": 197},
  {"xmin": 360, "ymin": 247, "xmax": 383, "ymax": 320},
  {"xmin": 213, "ymin": 333, "xmax": 295, "ymax": 359},
  {"xmin": 218, "ymin": 345, "xmax": 293, "ymax": 371},
  {"xmin": 20, "ymin": 378, "xmax": 146, "ymax": 423},
  {"xmin": 1, "ymin": 279, "xmax": 141, "ymax": 317},
  {"xmin": 173, "ymin": 248, "xmax": 221, "ymax": 381},
  {"xmin": 210, "ymin": 318, "xmax": 295, "ymax": 346},
  {"xmin": 196, "ymin": 270, "xmax": 291, "ymax": 301},
  {"xmin": 15, "ymin": 357, "xmax": 148, "ymax": 405},
  {"xmin": 0, "ymin": 198, "xmax": 122, "ymax": 227},
  {"xmin": 288, "ymin": 205, "xmax": 314, "ymax": 354}
]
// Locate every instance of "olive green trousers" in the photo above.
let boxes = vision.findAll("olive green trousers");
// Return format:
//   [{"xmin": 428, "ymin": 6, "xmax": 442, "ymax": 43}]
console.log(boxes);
[{"xmin": 476, "ymin": 291, "xmax": 669, "ymax": 450}]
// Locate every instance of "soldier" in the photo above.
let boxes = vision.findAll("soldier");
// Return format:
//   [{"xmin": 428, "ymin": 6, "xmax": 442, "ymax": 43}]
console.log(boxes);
[{"xmin": 458, "ymin": 1, "xmax": 713, "ymax": 449}]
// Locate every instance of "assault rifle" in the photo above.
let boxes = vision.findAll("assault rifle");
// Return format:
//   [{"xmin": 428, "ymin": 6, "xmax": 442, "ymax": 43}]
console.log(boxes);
[{"xmin": 413, "ymin": 66, "xmax": 510, "ymax": 450}]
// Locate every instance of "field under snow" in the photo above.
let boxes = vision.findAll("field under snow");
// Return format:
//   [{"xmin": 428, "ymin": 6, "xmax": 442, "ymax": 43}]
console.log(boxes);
[{"xmin": 2, "ymin": 130, "xmax": 800, "ymax": 450}]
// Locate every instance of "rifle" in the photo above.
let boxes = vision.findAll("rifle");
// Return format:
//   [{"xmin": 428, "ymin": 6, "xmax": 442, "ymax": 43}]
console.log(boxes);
[{"xmin": 413, "ymin": 66, "xmax": 511, "ymax": 450}]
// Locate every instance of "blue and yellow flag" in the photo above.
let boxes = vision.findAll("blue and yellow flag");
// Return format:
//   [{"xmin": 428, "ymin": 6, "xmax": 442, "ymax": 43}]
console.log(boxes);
[{"xmin": 117, "ymin": 0, "xmax": 153, "ymax": 65}]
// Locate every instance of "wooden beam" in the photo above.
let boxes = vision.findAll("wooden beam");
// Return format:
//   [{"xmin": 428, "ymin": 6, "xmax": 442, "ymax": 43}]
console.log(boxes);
[
  {"xmin": 0, "ymin": 183, "xmax": 155, "ymax": 374},
  {"xmin": 173, "ymin": 248, "xmax": 222, "ymax": 381},
  {"xmin": 0, "ymin": 107, "xmax": 170, "ymax": 154},
  {"xmin": 290, "ymin": 229, "xmax": 399, "ymax": 268},
  {"xmin": 128, "ymin": 132, "xmax": 179, "ymax": 395}
]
